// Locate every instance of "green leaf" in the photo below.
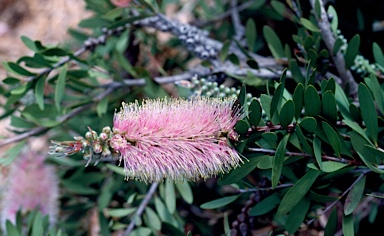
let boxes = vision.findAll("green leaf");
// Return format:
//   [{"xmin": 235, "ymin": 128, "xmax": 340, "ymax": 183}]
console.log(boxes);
[
  {"xmin": 21, "ymin": 35, "xmax": 38, "ymax": 52},
  {"xmin": 289, "ymin": 59, "xmax": 305, "ymax": 84},
  {"xmin": 144, "ymin": 207, "xmax": 161, "ymax": 231},
  {"xmin": 31, "ymin": 212, "xmax": 43, "ymax": 236},
  {"xmin": 55, "ymin": 66, "xmax": 68, "ymax": 112},
  {"xmin": 105, "ymin": 208, "xmax": 136, "ymax": 218},
  {"xmin": 10, "ymin": 115, "xmax": 36, "ymax": 129},
  {"xmin": 292, "ymin": 83, "xmax": 304, "ymax": 119},
  {"xmin": 135, "ymin": 0, "xmax": 156, "ymax": 12},
  {"xmin": 324, "ymin": 208, "xmax": 338, "ymax": 236},
  {"xmin": 249, "ymin": 193, "xmax": 281, "ymax": 216},
  {"xmin": 300, "ymin": 116, "xmax": 317, "ymax": 133},
  {"xmin": 350, "ymin": 131, "xmax": 376, "ymax": 164},
  {"xmin": 228, "ymin": 53, "xmax": 240, "ymax": 65},
  {"xmin": 358, "ymin": 83, "xmax": 378, "ymax": 146},
  {"xmin": 285, "ymin": 197, "xmax": 310, "ymax": 234},
  {"xmin": 0, "ymin": 141, "xmax": 26, "ymax": 166},
  {"xmin": 322, "ymin": 122, "xmax": 341, "ymax": 157},
  {"xmin": 313, "ymin": 136, "xmax": 322, "ymax": 170},
  {"xmin": 35, "ymin": 76, "xmax": 46, "ymax": 110},
  {"xmin": 260, "ymin": 94, "xmax": 272, "ymax": 120},
  {"xmin": 106, "ymin": 164, "xmax": 126, "ymax": 176},
  {"xmin": 96, "ymin": 96, "xmax": 109, "ymax": 117},
  {"xmin": 219, "ymin": 40, "xmax": 231, "ymax": 61},
  {"xmin": 344, "ymin": 175, "xmax": 366, "ymax": 215},
  {"xmin": 200, "ymin": 195, "xmax": 240, "ymax": 209},
  {"xmin": 327, "ymin": 6, "xmax": 338, "ymax": 33},
  {"xmin": 279, "ymin": 100, "xmax": 294, "ymax": 128},
  {"xmin": 321, "ymin": 161, "xmax": 348, "ymax": 173},
  {"xmin": 6, "ymin": 62, "xmax": 36, "ymax": 76},
  {"xmin": 366, "ymin": 74, "xmax": 384, "ymax": 114},
  {"xmin": 272, "ymin": 134, "xmax": 290, "ymax": 189},
  {"xmin": 245, "ymin": 19, "xmax": 256, "ymax": 52},
  {"xmin": 304, "ymin": 85, "xmax": 321, "ymax": 117},
  {"xmin": 333, "ymin": 37, "xmax": 343, "ymax": 55},
  {"xmin": 271, "ymin": 69, "xmax": 287, "ymax": 117},
  {"xmin": 263, "ymin": 25, "xmax": 285, "ymax": 58},
  {"xmin": 154, "ymin": 197, "xmax": 178, "ymax": 227},
  {"xmin": 234, "ymin": 120, "xmax": 249, "ymax": 135},
  {"xmin": 165, "ymin": 181, "xmax": 176, "ymax": 214},
  {"xmin": 373, "ymin": 42, "xmax": 384, "ymax": 68},
  {"xmin": 10, "ymin": 83, "xmax": 29, "ymax": 95},
  {"xmin": 342, "ymin": 214, "xmax": 354, "ymax": 236},
  {"xmin": 218, "ymin": 155, "xmax": 265, "ymax": 185},
  {"xmin": 335, "ymin": 83, "xmax": 352, "ymax": 120},
  {"xmin": 344, "ymin": 34, "xmax": 360, "ymax": 68},
  {"xmin": 277, "ymin": 170, "xmax": 320, "ymax": 215},
  {"xmin": 322, "ymin": 91, "xmax": 337, "ymax": 123},
  {"xmin": 6, "ymin": 220, "xmax": 21, "ymax": 236},
  {"xmin": 249, "ymin": 98, "xmax": 262, "ymax": 126},
  {"xmin": 246, "ymin": 58, "xmax": 259, "ymax": 69},
  {"xmin": 175, "ymin": 182, "xmax": 193, "ymax": 204},
  {"xmin": 300, "ymin": 18, "xmax": 320, "ymax": 32},
  {"xmin": 130, "ymin": 227, "xmax": 152, "ymax": 236},
  {"xmin": 295, "ymin": 125, "xmax": 313, "ymax": 154},
  {"xmin": 271, "ymin": 0, "xmax": 297, "ymax": 22}
]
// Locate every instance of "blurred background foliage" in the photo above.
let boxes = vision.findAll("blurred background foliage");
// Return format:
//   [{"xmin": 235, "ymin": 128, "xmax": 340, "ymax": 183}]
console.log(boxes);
[{"xmin": 2, "ymin": 0, "xmax": 384, "ymax": 235}]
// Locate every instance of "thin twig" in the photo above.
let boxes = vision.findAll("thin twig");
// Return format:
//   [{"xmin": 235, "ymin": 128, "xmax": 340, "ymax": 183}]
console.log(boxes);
[
  {"xmin": 123, "ymin": 182, "xmax": 159, "ymax": 235},
  {"xmin": 237, "ymin": 183, "xmax": 294, "ymax": 193},
  {"xmin": 306, "ymin": 173, "xmax": 366, "ymax": 225},
  {"xmin": 309, "ymin": 0, "xmax": 358, "ymax": 97}
]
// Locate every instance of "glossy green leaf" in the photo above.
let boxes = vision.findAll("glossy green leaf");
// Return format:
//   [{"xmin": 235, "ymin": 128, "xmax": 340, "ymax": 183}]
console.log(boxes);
[
  {"xmin": 289, "ymin": 59, "xmax": 305, "ymax": 84},
  {"xmin": 327, "ymin": 5, "xmax": 338, "ymax": 33},
  {"xmin": 300, "ymin": 116, "xmax": 317, "ymax": 133},
  {"xmin": 106, "ymin": 164, "xmax": 126, "ymax": 176},
  {"xmin": 154, "ymin": 197, "xmax": 177, "ymax": 227},
  {"xmin": 263, "ymin": 25, "xmax": 285, "ymax": 58},
  {"xmin": 200, "ymin": 195, "xmax": 239, "ymax": 209},
  {"xmin": 304, "ymin": 85, "xmax": 321, "ymax": 117},
  {"xmin": 271, "ymin": 0, "xmax": 297, "ymax": 22},
  {"xmin": 0, "ymin": 141, "xmax": 26, "ymax": 166},
  {"xmin": 344, "ymin": 175, "xmax": 366, "ymax": 215},
  {"xmin": 10, "ymin": 83, "xmax": 29, "ymax": 95},
  {"xmin": 350, "ymin": 131, "xmax": 376, "ymax": 164},
  {"xmin": 260, "ymin": 94, "xmax": 272, "ymax": 120},
  {"xmin": 373, "ymin": 42, "xmax": 384, "ymax": 68},
  {"xmin": 219, "ymin": 40, "xmax": 231, "ymax": 61},
  {"xmin": 144, "ymin": 207, "xmax": 161, "ymax": 230},
  {"xmin": 366, "ymin": 74, "xmax": 384, "ymax": 114},
  {"xmin": 96, "ymin": 96, "xmax": 109, "ymax": 117},
  {"xmin": 234, "ymin": 120, "xmax": 249, "ymax": 135},
  {"xmin": 175, "ymin": 182, "xmax": 193, "ymax": 204},
  {"xmin": 31, "ymin": 212, "xmax": 43, "ymax": 236},
  {"xmin": 322, "ymin": 91, "xmax": 337, "ymax": 123},
  {"xmin": 322, "ymin": 122, "xmax": 341, "ymax": 157},
  {"xmin": 21, "ymin": 35, "xmax": 38, "ymax": 52},
  {"xmin": 249, "ymin": 98, "xmax": 262, "ymax": 126},
  {"xmin": 313, "ymin": 136, "xmax": 322, "ymax": 169},
  {"xmin": 295, "ymin": 125, "xmax": 313, "ymax": 154},
  {"xmin": 279, "ymin": 100, "xmax": 294, "ymax": 128},
  {"xmin": 342, "ymin": 214, "xmax": 354, "ymax": 236},
  {"xmin": 165, "ymin": 181, "xmax": 176, "ymax": 214},
  {"xmin": 335, "ymin": 83, "xmax": 352, "ymax": 120},
  {"xmin": 277, "ymin": 170, "xmax": 320, "ymax": 215},
  {"xmin": 218, "ymin": 155, "xmax": 265, "ymax": 185},
  {"xmin": 249, "ymin": 193, "xmax": 281, "ymax": 216},
  {"xmin": 285, "ymin": 197, "xmax": 310, "ymax": 234},
  {"xmin": 272, "ymin": 134, "xmax": 290, "ymax": 188},
  {"xmin": 34, "ymin": 75, "xmax": 46, "ymax": 110},
  {"xmin": 358, "ymin": 83, "xmax": 378, "ymax": 146},
  {"xmin": 130, "ymin": 227, "xmax": 152, "ymax": 236},
  {"xmin": 6, "ymin": 62, "xmax": 36, "ymax": 76},
  {"xmin": 245, "ymin": 19, "xmax": 256, "ymax": 52},
  {"xmin": 342, "ymin": 119, "xmax": 371, "ymax": 144},
  {"xmin": 324, "ymin": 208, "xmax": 338, "ymax": 236},
  {"xmin": 345, "ymin": 34, "xmax": 360, "ymax": 68},
  {"xmin": 271, "ymin": 69, "xmax": 287, "ymax": 117},
  {"xmin": 55, "ymin": 66, "xmax": 67, "ymax": 112},
  {"xmin": 238, "ymin": 84, "xmax": 247, "ymax": 107},
  {"xmin": 300, "ymin": 18, "xmax": 320, "ymax": 32},
  {"xmin": 257, "ymin": 155, "xmax": 273, "ymax": 169},
  {"xmin": 292, "ymin": 83, "xmax": 304, "ymax": 119},
  {"xmin": 6, "ymin": 220, "xmax": 21, "ymax": 236}
]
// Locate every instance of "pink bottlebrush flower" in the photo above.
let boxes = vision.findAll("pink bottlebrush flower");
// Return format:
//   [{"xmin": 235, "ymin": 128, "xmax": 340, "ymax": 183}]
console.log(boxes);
[
  {"xmin": 110, "ymin": 97, "xmax": 244, "ymax": 183},
  {"xmin": 1, "ymin": 151, "xmax": 59, "ymax": 230}
]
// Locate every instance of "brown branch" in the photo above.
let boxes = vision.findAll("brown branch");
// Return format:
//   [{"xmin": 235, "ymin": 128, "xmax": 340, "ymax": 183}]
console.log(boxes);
[{"xmin": 309, "ymin": 0, "xmax": 358, "ymax": 97}]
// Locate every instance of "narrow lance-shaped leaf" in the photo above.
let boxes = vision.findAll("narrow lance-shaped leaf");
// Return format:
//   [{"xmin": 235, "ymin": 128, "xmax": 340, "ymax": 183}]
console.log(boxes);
[
  {"xmin": 322, "ymin": 91, "xmax": 337, "ymax": 123},
  {"xmin": 300, "ymin": 18, "xmax": 320, "ymax": 32},
  {"xmin": 245, "ymin": 19, "xmax": 256, "ymax": 52},
  {"xmin": 304, "ymin": 85, "xmax": 321, "ymax": 117},
  {"xmin": 277, "ymin": 169, "xmax": 320, "ymax": 215},
  {"xmin": 272, "ymin": 134, "xmax": 290, "ymax": 189},
  {"xmin": 248, "ymin": 98, "xmax": 262, "ymax": 127},
  {"xmin": 263, "ymin": 25, "xmax": 285, "ymax": 58},
  {"xmin": 165, "ymin": 181, "xmax": 176, "ymax": 214},
  {"xmin": 344, "ymin": 34, "xmax": 360, "ymax": 68},
  {"xmin": 324, "ymin": 208, "xmax": 338, "ymax": 236},
  {"xmin": 344, "ymin": 175, "xmax": 366, "ymax": 215},
  {"xmin": 285, "ymin": 197, "xmax": 311, "ymax": 234},
  {"xmin": 175, "ymin": 182, "xmax": 193, "ymax": 204},
  {"xmin": 322, "ymin": 121, "xmax": 341, "ymax": 157},
  {"xmin": 200, "ymin": 195, "xmax": 240, "ymax": 209},
  {"xmin": 358, "ymin": 83, "xmax": 378, "ymax": 146},
  {"xmin": 373, "ymin": 42, "xmax": 384, "ymax": 68},
  {"xmin": 292, "ymin": 83, "xmax": 304, "ymax": 119},
  {"xmin": 279, "ymin": 100, "xmax": 295, "ymax": 128},
  {"xmin": 55, "ymin": 66, "xmax": 68, "ymax": 112},
  {"xmin": 342, "ymin": 214, "xmax": 354, "ymax": 236},
  {"xmin": 313, "ymin": 136, "xmax": 322, "ymax": 170}
]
